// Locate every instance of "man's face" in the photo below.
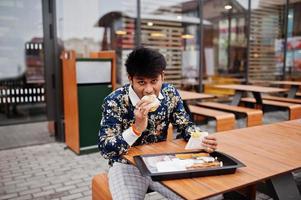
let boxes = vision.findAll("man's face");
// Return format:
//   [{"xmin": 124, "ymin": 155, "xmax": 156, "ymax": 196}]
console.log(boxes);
[{"xmin": 129, "ymin": 73, "xmax": 164, "ymax": 99}]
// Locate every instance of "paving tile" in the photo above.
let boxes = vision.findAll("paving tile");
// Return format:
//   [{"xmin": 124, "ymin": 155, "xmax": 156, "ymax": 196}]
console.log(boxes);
[
  {"xmin": 32, "ymin": 189, "xmax": 55, "ymax": 198},
  {"xmin": 9, "ymin": 194, "xmax": 32, "ymax": 200},
  {"xmin": 60, "ymin": 193, "xmax": 83, "ymax": 200},
  {"xmin": 18, "ymin": 188, "xmax": 42, "ymax": 196},
  {"xmin": 0, "ymin": 193, "xmax": 19, "ymax": 200}
]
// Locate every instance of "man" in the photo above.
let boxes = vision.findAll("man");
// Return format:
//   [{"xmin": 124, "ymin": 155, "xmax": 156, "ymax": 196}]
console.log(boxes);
[{"xmin": 98, "ymin": 47, "xmax": 218, "ymax": 200}]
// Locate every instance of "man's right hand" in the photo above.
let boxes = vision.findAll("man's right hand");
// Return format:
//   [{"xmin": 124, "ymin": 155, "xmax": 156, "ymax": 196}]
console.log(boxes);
[{"xmin": 133, "ymin": 98, "xmax": 154, "ymax": 133}]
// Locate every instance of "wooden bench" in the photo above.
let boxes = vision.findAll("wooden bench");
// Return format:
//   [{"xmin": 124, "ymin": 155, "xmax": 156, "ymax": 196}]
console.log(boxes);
[
  {"xmin": 92, "ymin": 172, "xmax": 112, "ymax": 200},
  {"xmin": 262, "ymin": 95, "xmax": 301, "ymax": 104},
  {"xmin": 241, "ymin": 97, "xmax": 301, "ymax": 120},
  {"xmin": 196, "ymin": 102, "xmax": 262, "ymax": 127},
  {"xmin": 188, "ymin": 105, "xmax": 235, "ymax": 132}
]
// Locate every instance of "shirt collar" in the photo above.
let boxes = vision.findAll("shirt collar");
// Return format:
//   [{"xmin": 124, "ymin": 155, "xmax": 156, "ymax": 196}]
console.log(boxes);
[{"xmin": 129, "ymin": 85, "xmax": 164, "ymax": 107}]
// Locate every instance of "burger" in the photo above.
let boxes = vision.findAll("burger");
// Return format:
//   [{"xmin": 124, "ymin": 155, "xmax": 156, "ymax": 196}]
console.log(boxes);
[{"xmin": 141, "ymin": 94, "xmax": 160, "ymax": 112}]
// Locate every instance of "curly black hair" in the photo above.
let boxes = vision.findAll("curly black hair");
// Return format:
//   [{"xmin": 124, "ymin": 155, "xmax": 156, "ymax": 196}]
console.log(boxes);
[{"xmin": 125, "ymin": 47, "xmax": 166, "ymax": 78}]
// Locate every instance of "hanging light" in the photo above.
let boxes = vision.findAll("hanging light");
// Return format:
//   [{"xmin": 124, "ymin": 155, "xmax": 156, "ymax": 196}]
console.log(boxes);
[
  {"xmin": 181, "ymin": 34, "xmax": 194, "ymax": 39},
  {"xmin": 150, "ymin": 32, "xmax": 165, "ymax": 37},
  {"xmin": 115, "ymin": 30, "xmax": 126, "ymax": 35},
  {"xmin": 176, "ymin": 15, "xmax": 182, "ymax": 20},
  {"xmin": 147, "ymin": 22, "xmax": 153, "ymax": 26},
  {"xmin": 224, "ymin": 4, "xmax": 232, "ymax": 10}
]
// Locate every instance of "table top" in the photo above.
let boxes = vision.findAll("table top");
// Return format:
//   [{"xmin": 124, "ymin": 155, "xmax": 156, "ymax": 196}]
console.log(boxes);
[
  {"xmin": 124, "ymin": 120, "xmax": 301, "ymax": 200},
  {"xmin": 270, "ymin": 81, "xmax": 301, "ymax": 86},
  {"xmin": 214, "ymin": 84, "xmax": 287, "ymax": 93},
  {"xmin": 178, "ymin": 90, "xmax": 215, "ymax": 101}
]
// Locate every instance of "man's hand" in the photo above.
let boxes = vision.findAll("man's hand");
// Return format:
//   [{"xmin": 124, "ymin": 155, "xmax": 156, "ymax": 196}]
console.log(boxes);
[
  {"xmin": 133, "ymin": 98, "xmax": 155, "ymax": 133},
  {"xmin": 201, "ymin": 135, "xmax": 218, "ymax": 153}
]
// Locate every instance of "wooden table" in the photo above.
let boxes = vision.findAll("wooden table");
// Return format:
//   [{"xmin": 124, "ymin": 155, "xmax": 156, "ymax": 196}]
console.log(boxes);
[
  {"xmin": 178, "ymin": 90, "xmax": 215, "ymax": 101},
  {"xmin": 269, "ymin": 81, "xmax": 301, "ymax": 98},
  {"xmin": 214, "ymin": 84, "xmax": 287, "ymax": 106},
  {"xmin": 124, "ymin": 120, "xmax": 301, "ymax": 200},
  {"xmin": 178, "ymin": 90, "xmax": 215, "ymax": 117}
]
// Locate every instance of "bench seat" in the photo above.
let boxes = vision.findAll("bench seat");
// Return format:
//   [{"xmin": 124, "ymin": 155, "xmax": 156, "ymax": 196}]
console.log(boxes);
[
  {"xmin": 92, "ymin": 172, "xmax": 112, "ymax": 200},
  {"xmin": 188, "ymin": 105, "xmax": 235, "ymax": 132},
  {"xmin": 262, "ymin": 95, "xmax": 301, "ymax": 104},
  {"xmin": 197, "ymin": 102, "xmax": 262, "ymax": 127},
  {"xmin": 241, "ymin": 97, "xmax": 301, "ymax": 120}
]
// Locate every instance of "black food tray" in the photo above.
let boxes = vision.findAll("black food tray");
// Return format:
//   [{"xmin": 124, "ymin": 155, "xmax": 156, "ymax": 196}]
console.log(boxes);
[{"xmin": 134, "ymin": 151, "xmax": 245, "ymax": 181}]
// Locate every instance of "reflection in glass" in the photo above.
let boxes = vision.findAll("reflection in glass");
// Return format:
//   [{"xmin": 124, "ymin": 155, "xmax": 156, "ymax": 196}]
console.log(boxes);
[
  {"xmin": 139, "ymin": 0, "xmax": 200, "ymax": 89},
  {"xmin": 0, "ymin": 0, "xmax": 46, "ymax": 125},
  {"xmin": 56, "ymin": 0, "xmax": 137, "ymax": 85},
  {"xmin": 202, "ymin": 0, "xmax": 247, "ymax": 78},
  {"xmin": 285, "ymin": 0, "xmax": 301, "ymax": 79}
]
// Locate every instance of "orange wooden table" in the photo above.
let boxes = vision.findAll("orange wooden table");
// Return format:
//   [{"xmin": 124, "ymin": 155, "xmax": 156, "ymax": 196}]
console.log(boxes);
[
  {"xmin": 178, "ymin": 90, "xmax": 215, "ymax": 101},
  {"xmin": 269, "ymin": 81, "xmax": 301, "ymax": 98},
  {"xmin": 124, "ymin": 120, "xmax": 301, "ymax": 200},
  {"xmin": 214, "ymin": 84, "xmax": 287, "ymax": 106},
  {"xmin": 178, "ymin": 90, "xmax": 215, "ymax": 119}
]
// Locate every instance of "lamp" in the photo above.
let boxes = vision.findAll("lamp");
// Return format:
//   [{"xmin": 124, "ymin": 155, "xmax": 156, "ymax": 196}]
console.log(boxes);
[
  {"xmin": 115, "ymin": 30, "xmax": 126, "ymax": 35},
  {"xmin": 224, "ymin": 1, "xmax": 232, "ymax": 10}
]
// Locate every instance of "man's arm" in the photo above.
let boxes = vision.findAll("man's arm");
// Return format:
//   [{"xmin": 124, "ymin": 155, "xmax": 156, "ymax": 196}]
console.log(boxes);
[
  {"xmin": 170, "ymin": 88, "xmax": 217, "ymax": 152},
  {"xmin": 169, "ymin": 89, "xmax": 196, "ymax": 141},
  {"xmin": 98, "ymin": 98, "xmax": 132, "ymax": 163}
]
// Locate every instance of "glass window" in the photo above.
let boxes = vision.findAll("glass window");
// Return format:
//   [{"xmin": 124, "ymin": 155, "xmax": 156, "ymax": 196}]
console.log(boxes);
[
  {"xmin": 56, "ymin": 0, "xmax": 137, "ymax": 86},
  {"xmin": 285, "ymin": 1, "xmax": 301, "ymax": 79},
  {"xmin": 249, "ymin": 0, "xmax": 286, "ymax": 80},
  {"xmin": 203, "ymin": 0, "xmax": 248, "ymax": 78},
  {"xmin": 140, "ymin": 0, "xmax": 200, "ymax": 89},
  {"xmin": 202, "ymin": 0, "xmax": 248, "ymax": 94},
  {"xmin": 0, "ymin": 0, "xmax": 46, "ymax": 125}
]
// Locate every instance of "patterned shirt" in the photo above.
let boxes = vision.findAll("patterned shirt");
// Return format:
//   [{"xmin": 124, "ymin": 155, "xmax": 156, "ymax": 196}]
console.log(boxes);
[{"xmin": 98, "ymin": 83, "xmax": 200, "ymax": 164}]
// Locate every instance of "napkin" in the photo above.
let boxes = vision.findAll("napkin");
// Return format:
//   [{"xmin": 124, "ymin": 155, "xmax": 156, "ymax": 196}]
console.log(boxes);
[{"xmin": 185, "ymin": 131, "xmax": 208, "ymax": 150}]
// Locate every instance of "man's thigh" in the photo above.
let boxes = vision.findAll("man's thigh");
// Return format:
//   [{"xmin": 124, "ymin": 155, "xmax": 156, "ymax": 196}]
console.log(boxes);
[
  {"xmin": 108, "ymin": 162, "xmax": 184, "ymax": 200},
  {"xmin": 108, "ymin": 162, "xmax": 150, "ymax": 200}
]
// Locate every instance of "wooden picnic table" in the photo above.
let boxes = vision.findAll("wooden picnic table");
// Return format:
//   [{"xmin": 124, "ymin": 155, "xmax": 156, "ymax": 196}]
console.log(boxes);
[
  {"xmin": 178, "ymin": 90, "xmax": 215, "ymax": 118},
  {"xmin": 124, "ymin": 120, "xmax": 301, "ymax": 200},
  {"xmin": 178, "ymin": 90, "xmax": 215, "ymax": 101},
  {"xmin": 269, "ymin": 81, "xmax": 301, "ymax": 98},
  {"xmin": 214, "ymin": 84, "xmax": 287, "ymax": 106}
]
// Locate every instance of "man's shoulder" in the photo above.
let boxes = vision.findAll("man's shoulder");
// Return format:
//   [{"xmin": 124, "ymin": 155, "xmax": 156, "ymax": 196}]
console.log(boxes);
[
  {"xmin": 105, "ymin": 84, "xmax": 129, "ymax": 101},
  {"xmin": 161, "ymin": 83, "xmax": 179, "ymax": 96}
]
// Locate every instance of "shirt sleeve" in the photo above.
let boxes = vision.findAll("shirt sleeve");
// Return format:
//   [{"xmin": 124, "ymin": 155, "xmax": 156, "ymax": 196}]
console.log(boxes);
[
  {"xmin": 98, "ymin": 97, "xmax": 133, "ymax": 163},
  {"xmin": 122, "ymin": 127, "xmax": 140, "ymax": 146}
]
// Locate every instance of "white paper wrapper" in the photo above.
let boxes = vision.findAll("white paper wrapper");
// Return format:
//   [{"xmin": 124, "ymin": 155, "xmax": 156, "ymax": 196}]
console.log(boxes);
[{"xmin": 185, "ymin": 131, "xmax": 208, "ymax": 150}]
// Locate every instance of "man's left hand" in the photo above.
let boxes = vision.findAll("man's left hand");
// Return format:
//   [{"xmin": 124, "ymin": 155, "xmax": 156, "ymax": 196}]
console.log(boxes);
[{"xmin": 202, "ymin": 135, "xmax": 218, "ymax": 153}]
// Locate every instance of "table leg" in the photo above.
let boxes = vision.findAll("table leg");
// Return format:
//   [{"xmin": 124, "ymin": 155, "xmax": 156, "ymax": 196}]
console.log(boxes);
[
  {"xmin": 252, "ymin": 92, "xmax": 263, "ymax": 110},
  {"xmin": 231, "ymin": 91, "xmax": 243, "ymax": 106},
  {"xmin": 267, "ymin": 173, "xmax": 301, "ymax": 200},
  {"xmin": 287, "ymin": 85, "xmax": 299, "ymax": 98}
]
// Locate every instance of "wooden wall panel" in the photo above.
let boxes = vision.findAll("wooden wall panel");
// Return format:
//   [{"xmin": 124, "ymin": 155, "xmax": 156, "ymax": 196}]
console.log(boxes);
[
  {"xmin": 141, "ymin": 19, "xmax": 183, "ymax": 87},
  {"xmin": 249, "ymin": 0, "xmax": 285, "ymax": 80},
  {"xmin": 61, "ymin": 51, "xmax": 80, "ymax": 154}
]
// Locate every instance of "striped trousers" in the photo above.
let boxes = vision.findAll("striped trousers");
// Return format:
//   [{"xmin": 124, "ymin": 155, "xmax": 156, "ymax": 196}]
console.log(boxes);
[{"xmin": 108, "ymin": 162, "xmax": 184, "ymax": 200}]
